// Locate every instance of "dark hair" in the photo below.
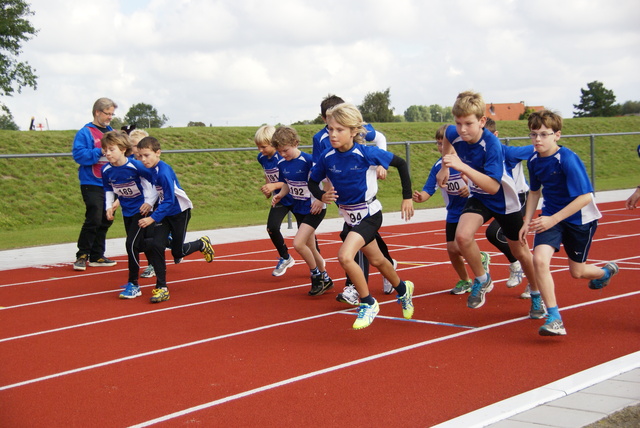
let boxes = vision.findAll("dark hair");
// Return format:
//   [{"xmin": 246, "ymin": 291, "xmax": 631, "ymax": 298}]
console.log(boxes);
[
  {"xmin": 320, "ymin": 94, "xmax": 345, "ymax": 118},
  {"xmin": 137, "ymin": 136, "xmax": 161, "ymax": 152}
]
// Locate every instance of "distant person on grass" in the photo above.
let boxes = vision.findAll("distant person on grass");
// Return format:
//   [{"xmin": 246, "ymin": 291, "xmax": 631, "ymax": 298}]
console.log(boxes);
[
  {"xmin": 436, "ymin": 91, "xmax": 543, "ymax": 320},
  {"xmin": 101, "ymin": 130, "xmax": 157, "ymax": 299},
  {"xmin": 72, "ymin": 97, "xmax": 119, "ymax": 271},
  {"xmin": 136, "ymin": 136, "xmax": 215, "ymax": 303},
  {"xmin": 254, "ymin": 125, "xmax": 296, "ymax": 277},
  {"xmin": 270, "ymin": 126, "xmax": 333, "ymax": 296},
  {"xmin": 519, "ymin": 110, "xmax": 619, "ymax": 336},
  {"xmin": 309, "ymin": 103, "xmax": 415, "ymax": 330},
  {"xmin": 413, "ymin": 125, "xmax": 490, "ymax": 295}
]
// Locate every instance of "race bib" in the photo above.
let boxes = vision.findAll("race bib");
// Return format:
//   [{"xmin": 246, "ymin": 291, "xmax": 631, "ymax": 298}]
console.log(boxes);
[
  {"xmin": 446, "ymin": 176, "xmax": 467, "ymax": 196},
  {"xmin": 112, "ymin": 181, "xmax": 142, "ymax": 198},
  {"xmin": 288, "ymin": 180, "xmax": 310, "ymax": 200},
  {"xmin": 339, "ymin": 202, "xmax": 369, "ymax": 226}
]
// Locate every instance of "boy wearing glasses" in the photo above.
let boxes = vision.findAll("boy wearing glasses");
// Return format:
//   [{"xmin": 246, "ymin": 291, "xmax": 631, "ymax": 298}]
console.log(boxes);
[
  {"xmin": 72, "ymin": 97, "xmax": 119, "ymax": 271},
  {"xmin": 436, "ymin": 91, "xmax": 542, "ymax": 318},
  {"xmin": 519, "ymin": 110, "xmax": 618, "ymax": 336}
]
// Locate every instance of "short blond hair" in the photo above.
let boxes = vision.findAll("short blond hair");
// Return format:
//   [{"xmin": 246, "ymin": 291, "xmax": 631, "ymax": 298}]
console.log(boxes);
[
  {"xmin": 254, "ymin": 125, "xmax": 275, "ymax": 145},
  {"xmin": 129, "ymin": 129, "xmax": 149, "ymax": 145},
  {"xmin": 452, "ymin": 91, "xmax": 485, "ymax": 119},
  {"xmin": 325, "ymin": 103, "xmax": 366, "ymax": 144}
]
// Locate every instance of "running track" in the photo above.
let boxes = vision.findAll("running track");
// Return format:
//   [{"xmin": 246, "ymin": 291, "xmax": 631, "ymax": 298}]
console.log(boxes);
[{"xmin": 0, "ymin": 201, "xmax": 638, "ymax": 427}]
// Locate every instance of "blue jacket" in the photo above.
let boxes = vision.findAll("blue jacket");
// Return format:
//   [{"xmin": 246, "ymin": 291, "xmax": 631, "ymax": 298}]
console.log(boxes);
[{"xmin": 72, "ymin": 122, "xmax": 113, "ymax": 186}]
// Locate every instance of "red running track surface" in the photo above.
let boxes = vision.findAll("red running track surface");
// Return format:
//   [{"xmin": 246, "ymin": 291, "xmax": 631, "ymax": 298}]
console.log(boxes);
[{"xmin": 0, "ymin": 202, "xmax": 638, "ymax": 427}]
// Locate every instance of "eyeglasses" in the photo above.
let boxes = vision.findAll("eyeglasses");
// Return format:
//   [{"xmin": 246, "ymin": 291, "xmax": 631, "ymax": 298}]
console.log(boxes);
[
  {"xmin": 529, "ymin": 132, "xmax": 556, "ymax": 139},
  {"xmin": 101, "ymin": 111, "xmax": 115, "ymax": 117}
]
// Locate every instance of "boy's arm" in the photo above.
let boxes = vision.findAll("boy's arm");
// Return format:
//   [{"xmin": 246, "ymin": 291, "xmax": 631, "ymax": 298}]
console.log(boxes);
[
  {"xmin": 519, "ymin": 188, "xmax": 541, "ymax": 244},
  {"xmin": 388, "ymin": 155, "xmax": 414, "ymax": 220},
  {"xmin": 436, "ymin": 135, "xmax": 454, "ymax": 187},
  {"xmin": 443, "ymin": 153, "xmax": 500, "ymax": 195},
  {"xmin": 529, "ymin": 193, "xmax": 593, "ymax": 234}
]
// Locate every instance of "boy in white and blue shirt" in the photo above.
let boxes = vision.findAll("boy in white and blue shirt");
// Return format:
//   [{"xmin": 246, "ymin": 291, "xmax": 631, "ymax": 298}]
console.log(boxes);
[{"xmin": 520, "ymin": 110, "xmax": 619, "ymax": 336}]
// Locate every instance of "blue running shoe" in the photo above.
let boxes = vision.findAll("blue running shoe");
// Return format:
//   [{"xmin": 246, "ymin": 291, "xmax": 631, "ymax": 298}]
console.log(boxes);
[
  {"xmin": 539, "ymin": 314, "xmax": 567, "ymax": 336},
  {"xmin": 529, "ymin": 293, "xmax": 546, "ymax": 319},
  {"xmin": 588, "ymin": 262, "xmax": 619, "ymax": 289},
  {"xmin": 467, "ymin": 274, "xmax": 493, "ymax": 309},
  {"xmin": 119, "ymin": 282, "xmax": 142, "ymax": 299}
]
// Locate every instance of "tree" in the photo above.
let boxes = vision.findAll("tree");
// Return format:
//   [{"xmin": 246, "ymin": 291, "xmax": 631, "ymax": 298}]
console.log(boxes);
[
  {"xmin": 0, "ymin": 111, "xmax": 19, "ymax": 130},
  {"xmin": 429, "ymin": 104, "xmax": 453, "ymax": 123},
  {"xmin": 619, "ymin": 100, "xmax": 640, "ymax": 115},
  {"xmin": 519, "ymin": 107, "xmax": 536, "ymax": 121},
  {"xmin": 573, "ymin": 81, "xmax": 619, "ymax": 118},
  {"xmin": 358, "ymin": 88, "xmax": 394, "ymax": 122},
  {"xmin": 124, "ymin": 102, "xmax": 168, "ymax": 128},
  {"xmin": 187, "ymin": 121, "xmax": 206, "ymax": 127},
  {"xmin": 0, "ymin": 0, "xmax": 38, "ymax": 113},
  {"xmin": 404, "ymin": 105, "xmax": 431, "ymax": 122}
]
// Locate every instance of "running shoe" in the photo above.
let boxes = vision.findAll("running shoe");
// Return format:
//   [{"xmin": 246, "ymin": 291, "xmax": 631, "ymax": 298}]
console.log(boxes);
[
  {"xmin": 174, "ymin": 257, "xmax": 183, "ymax": 264},
  {"xmin": 520, "ymin": 284, "xmax": 531, "ymax": 299},
  {"xmin": 588, "ymin": 262, "xmax": 619, "ymax": 290},
  {"xmin": 200, "ymin": 236, "xmax": 215, "ymax": 263},
  {"xmin": 272, "ymin": 256, "xmax": 295, "ymax": 277},
  {"xmin": 480, "ymin": 251, "xmax": 491, "ymax": 273},
  {"xmin": 73, "ymin": 254, "xmax": 88, "ymax": 271},
  {"xmin": 141, "ymin": 265, "xmax": 156, "ymax": 278},
  {"xmin": 397, "ymin": 280, "xmax": 415, "ymax": 319},
  {"xmin": 382, "ymin": 259, "xmax": 398, "ymax": 294},
  {"xmin": 119, "ymin": 282, "xmax": 142, "ymax": 299},
  {"xmin": 506, "ymin": 261, "xmax": 523, "ymax": 288},
  {"xmin": 352, "ymin": 300, "xmax": 380, "ymax": 330},
  {"xmin": 529, "ymin": 293, "xmax": 546, "ymax": 319},
  {"xmin": 450, "ymin": 279, "xmax": 472, "ymax": 295},
  {"xmin": 336, "ymin": 285, "xmax": 360, "ymax": 306},
  {"xmin": 88, "ymin": 257, "xmax": 117, "ymax": 267},
  {"xmin": 539, "ymin": 314, "xmax": 567, "ymax": 336},
  {"xmin": 150, "ymin": 287, "xmax": 170, "ymax": 303},
  {"xmin": 308, "ymin": 275, "xmax": 333, "ymax": 296},
  {"xmin": 467, "ymin": 274, "xmax": 493, "ymax": 309}
]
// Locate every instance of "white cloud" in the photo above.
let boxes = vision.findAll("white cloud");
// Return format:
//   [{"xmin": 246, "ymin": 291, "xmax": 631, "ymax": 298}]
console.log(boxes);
[{"xmin": 4, "ymin": 0, "xmax": 640, "ymax": 131}]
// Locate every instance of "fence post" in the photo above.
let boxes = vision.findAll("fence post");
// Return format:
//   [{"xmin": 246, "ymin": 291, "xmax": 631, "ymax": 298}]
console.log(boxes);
[
  {"xmin": 405, "ymin": 141, "xmax": 411, "ymax": 171},
  {"xmin": 590, "ymin": 134, "xmax": 596, "ymax": 188}
]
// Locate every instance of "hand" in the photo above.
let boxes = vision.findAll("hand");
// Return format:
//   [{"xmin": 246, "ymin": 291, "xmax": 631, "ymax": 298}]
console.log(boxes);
[
  {"xmin": 436, "ymin": 166, "xmax": 450, "ymax": 189},
  {"xmin": 459, "ymin": 185, "xmax": 470, "ymax": 198},
  {"xmin": 442, "ymin": 153, "xmax": 463, "ymax": 171},
  {"xmin": 528, "ymin": 215, "xmax": 557, "ymax": 234},
  {"xmin": 401, "ymin": 199, "xmax": 414, "ymax": 221},
  {"xmin": 138, "ymin": 217, "xmax": 155, "ymax": 228},
  {"xmin": 105, "ymin": 207, "xmax": 115, "ymax": 221},
  {"xmin": 139, "ymin": 203, "xmax": 152, "ymax": 216},
  {"xmin": 261, "ymin": 183, "xmax": 273, "ymax": 198},
  {"xmin": 310, "ymin": 199, "xmax": 324, "ymax": 215},
  {"xmin": 412, "ymin": 190, "xmax": 427, "ymax": 203},
  {"xmin": 518, "ymin": 224, "xmax": 530, "ymax": 246},
  {"xmin": 626, "ymin": 188, "xmax": 640, "ymax": 209},
  {"xmin": 271, "ymin": 193, "xmax": 281, "ymax": 207},
  {"xmin": 322, "ymin": 187, "xmax": 338, "ymax": 204},
  {"xmin": 376, "ymin": 165, "xmax": 387, "ymax": 180}
]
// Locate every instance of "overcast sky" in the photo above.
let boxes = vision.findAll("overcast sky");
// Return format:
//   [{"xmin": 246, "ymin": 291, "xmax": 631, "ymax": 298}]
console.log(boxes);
[{"xmin": 6, "ymin": 0, "xmax": 640, "ymax": 131}]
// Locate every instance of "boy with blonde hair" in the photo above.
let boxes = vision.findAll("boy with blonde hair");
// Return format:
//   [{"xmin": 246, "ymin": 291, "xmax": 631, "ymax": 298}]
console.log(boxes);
[
  {"xmin": 255, "ymin": 125, "xmax": 296, "ymax": 276},
  {"xmin": 519, "ymin": 110, "xmax": 618, "ymax": 336},
  {"xmin": 437, "ymin": 91, "xmax": 542, "ymax": 319}
]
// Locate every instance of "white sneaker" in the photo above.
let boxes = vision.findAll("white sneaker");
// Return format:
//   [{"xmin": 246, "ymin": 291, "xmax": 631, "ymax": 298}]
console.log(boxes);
[
  {"xmin": 336, "ymin": 285, "xmax": 360, "ymax": 306},
  {"xmin": 272, "ymin": 256, "xmax": 295, "ymax": 276},
  {"xmin": 520, "ymin": 284, "xmax": 531, "ymax": 299},
  {"xmin": 382, "ymin": 259, "xmax": 398, "ymax": 294},
  {"xmin": 506, "ymin": 261, "xmax": 523, "ymax": 288}
]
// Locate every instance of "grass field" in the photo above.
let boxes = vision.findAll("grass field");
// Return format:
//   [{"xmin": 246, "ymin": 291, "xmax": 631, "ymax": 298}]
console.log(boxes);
[{"xmin": 0, "ymin": 116, "xmax": 638, "ymax": 250}]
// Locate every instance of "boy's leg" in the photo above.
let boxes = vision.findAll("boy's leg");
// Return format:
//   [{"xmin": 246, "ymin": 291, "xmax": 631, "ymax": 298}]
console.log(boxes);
[
  {"xmin": 455, "ymin": 212, "xmax": 486, "ymax": 277},
  {"xmin": 267, "ymin": 203, "xmax": 292, "ymax": 259}
]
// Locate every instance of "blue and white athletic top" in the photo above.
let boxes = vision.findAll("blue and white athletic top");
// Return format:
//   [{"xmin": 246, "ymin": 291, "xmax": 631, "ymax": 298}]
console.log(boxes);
[
  {"xmin": 102, "ymin": 159, "xmax": 156, "ymax": 218},
  {"xmin": 148, "ymin": 160, "xmax": 193, "ymax": 223},
  {"xmin": 277, "ymin": 151, "xmax": 315, "ymax": 215},
  {"xmin": 257, "ymin": 152, "xmax": 293, "ymax": 206},
  {"xmin": 312, "ymin": 123, "xmax": 386, "ymax": 166},
  {"xmin": 310, "ymin": 143, "xmax": 393, "ymax": 226},
  {"xmin": 445, "ymin": 125, "xmax": 520, "ymax": 214},
  {"xmin": 423, "ymin": 159, "xmax": 467, "ymax": 224},
  {"xmin": 503, "ymin": 144, "xmax": 535, "ymax": 194},
  {"xmin": 527, "ymin": 146, "xmax": 601, "ymax": 225}
]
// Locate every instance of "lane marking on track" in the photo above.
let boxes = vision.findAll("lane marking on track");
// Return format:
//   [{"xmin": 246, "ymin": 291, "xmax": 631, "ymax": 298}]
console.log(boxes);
[
  {"xmin": 126, "ymin": 291, "xmax": 640, "ymax": 428},
  {"xmin": 1, "ymin": 290, "xmax": 638, "ymax": 396}
]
